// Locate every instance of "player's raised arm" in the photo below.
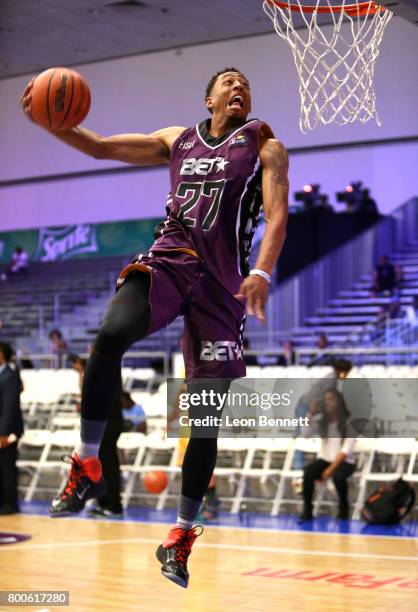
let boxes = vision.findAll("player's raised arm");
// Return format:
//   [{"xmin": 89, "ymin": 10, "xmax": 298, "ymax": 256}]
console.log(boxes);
[
  {"xmin": 234, "ymin": 131, "xmax": 288, "ymax": 322},
  {"xmin": 59, "ymin": 125, "xmax": 186, "ymax": 166},
  {"xmin": 20, "ymin": 77, "xmax": 185, "ymax": 166}
]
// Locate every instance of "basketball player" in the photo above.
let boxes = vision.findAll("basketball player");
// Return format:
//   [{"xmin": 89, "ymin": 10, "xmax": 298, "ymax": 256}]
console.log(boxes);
[{"xmin": 21, "ymin": 68, "xmax": 288, "ymax": 588}]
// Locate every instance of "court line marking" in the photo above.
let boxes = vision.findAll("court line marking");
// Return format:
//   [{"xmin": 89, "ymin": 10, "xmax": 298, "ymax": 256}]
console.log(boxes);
[
  {"xmin": 0, "ymin": 535, "xmax": 417, "ymax": 562},
  {"xmin": 18, "ymin": 512, "xmax": 418, "ymax": 542}
]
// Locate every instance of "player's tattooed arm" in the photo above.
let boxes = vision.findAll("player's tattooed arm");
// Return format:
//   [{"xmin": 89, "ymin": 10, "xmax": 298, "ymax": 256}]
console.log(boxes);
[
  {"xmin": 235, "ymin": 136, "xmax": 288, "ymax": 321},
  {"xmin": 257, "ymin": 138, "xmax": 289, "ymax": 274}
]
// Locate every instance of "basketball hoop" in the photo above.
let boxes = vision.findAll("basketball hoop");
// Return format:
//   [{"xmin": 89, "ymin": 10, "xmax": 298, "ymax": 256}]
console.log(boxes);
[{"xmin": 262, "ymin": 0, "xmax": 392, "ymax": 133}]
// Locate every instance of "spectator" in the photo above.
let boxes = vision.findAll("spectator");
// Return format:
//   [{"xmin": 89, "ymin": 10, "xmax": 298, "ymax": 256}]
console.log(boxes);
[
  {"xmin": 299, "ymin": 388, "xmax": 356, "ymax": 521},
  {"xmin": 277, "ymin": 339, "xmax": 296, "ymax": 366},
  {"xmin": 307, "ymin": 332, "xmax": 330, "ymax": 366},
  {"xmin": 1, "ymin": 246, "xmax": 29, "ymax": 282},
  {"xmin": 49, "ymin": 329, "xmax": 68, "ymax": 368},
  {"xmin": 371, "ymin": 255, "xmax": 396, "ymax": 296},
  {"xmin": 68, "ymin": 354, "xmax": 87, "ymax": 409},
  {"xmin": 242, "ymin": 338, "xmax": 258, "ymax": 366},
  {"xmin": 0, "ymin": 342, "xmax": 24, "ymax": 515},
  {"xmin": 292, "ymin": 358, "xmax": 352, "ymax": 473},
  {"xmin": 395, "ymin": 265, "xmax": 404, "ymax": 291},
  {"xmin": 16, "ymin": 348, "xmax": 34, "ymax": 370},
  {"xmin": 317, "ymin": 332, "xmax": 329, "ymax": 350},
  {"xmin": 122, "ymin": 391, "xmax": 147, "ymax": 434}
]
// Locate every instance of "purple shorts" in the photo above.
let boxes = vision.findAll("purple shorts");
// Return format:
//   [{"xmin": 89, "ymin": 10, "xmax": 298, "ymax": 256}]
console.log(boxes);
[{"xmin": 117, "ymin": 250, "xmax": 246, "ymax": 381}]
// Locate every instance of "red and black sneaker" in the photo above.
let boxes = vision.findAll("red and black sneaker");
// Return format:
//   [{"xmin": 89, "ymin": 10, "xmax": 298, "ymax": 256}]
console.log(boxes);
[
  {"xmin": 156, "ymin": 525, "xmax": 203, "ymax": 588},
  {"xmin": 50, "ymin": 453, "xmax": 106, "ymax": 517}
]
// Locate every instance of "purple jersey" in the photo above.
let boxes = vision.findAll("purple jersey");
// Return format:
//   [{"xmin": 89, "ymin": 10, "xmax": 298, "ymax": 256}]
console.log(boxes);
[{"xmin": 150, "ymin": 119, "xmax": 265, "ymax": 295}]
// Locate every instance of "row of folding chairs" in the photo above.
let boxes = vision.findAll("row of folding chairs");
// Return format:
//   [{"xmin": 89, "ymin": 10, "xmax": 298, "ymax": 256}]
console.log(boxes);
[
  {"xmin": 119, "ymin": 435, "xmax": 418, "ymax": 516},
  {"xmin": 16, "ymin": 430, "xmax": 418, "ymax": 518}
]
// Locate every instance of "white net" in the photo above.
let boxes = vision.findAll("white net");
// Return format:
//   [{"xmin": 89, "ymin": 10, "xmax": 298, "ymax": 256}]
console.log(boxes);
[{"xmin": 262, "ymin": 0, "xmax": 392, "ymax": 133}]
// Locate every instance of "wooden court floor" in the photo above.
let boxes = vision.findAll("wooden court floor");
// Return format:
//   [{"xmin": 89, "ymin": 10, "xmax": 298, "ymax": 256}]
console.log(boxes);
[{"xmin": 1, "ymin": 514, "xmax": 417, "ymax": 612}]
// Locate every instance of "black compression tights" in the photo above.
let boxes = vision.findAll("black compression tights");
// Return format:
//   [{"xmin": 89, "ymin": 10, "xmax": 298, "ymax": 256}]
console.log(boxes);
[
  {"xmin": 80, "ymin": 274, "xmax": 151, "ymax": 422},
  {"xmin": 81, "ymin": 273, "xmax": 219, "ymax": 502}
]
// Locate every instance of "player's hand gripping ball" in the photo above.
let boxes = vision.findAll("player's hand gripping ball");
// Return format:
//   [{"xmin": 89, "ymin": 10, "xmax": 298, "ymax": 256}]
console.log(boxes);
[{"xmin": 21, "ymin": 67, "xmax": 91, "ymax": 131}]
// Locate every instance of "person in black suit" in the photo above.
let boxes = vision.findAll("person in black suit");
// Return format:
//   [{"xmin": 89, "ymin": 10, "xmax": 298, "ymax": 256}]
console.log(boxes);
[
  {"xmin": 0, "ymin": 342, "xmax": 24, "ymax": 515},
  {"xmin": 277, "ymin": 340, "xmax": 296, "ymax": 366}
]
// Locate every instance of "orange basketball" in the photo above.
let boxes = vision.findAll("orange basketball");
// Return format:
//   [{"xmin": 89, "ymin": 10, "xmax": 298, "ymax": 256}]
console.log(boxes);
[
  {"xmin": 30, "ymin": 67, "xmax": 91, "ymax": 131},
  {"xmin": 143, "ymin": 471, "xmax": 168, "ymax": 494}
]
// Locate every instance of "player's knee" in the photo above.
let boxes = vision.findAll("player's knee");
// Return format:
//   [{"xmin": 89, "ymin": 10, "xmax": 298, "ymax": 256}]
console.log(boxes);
[{"xmin": 94, "ymin": 320, "xmax": 134, "ymax": 356}]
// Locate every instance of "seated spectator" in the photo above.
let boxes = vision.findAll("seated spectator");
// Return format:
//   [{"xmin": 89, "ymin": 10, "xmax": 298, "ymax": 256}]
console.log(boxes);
[
  {"xmin": 307, "ymin": 332, "xmax": 330, "ymax": 366},
  {"xmin": 16, "ymin": 349, "xmax": 34, "ymax": 370},
  {"xmin": 277, "ymin": 339, "xmax": 296, "ymax": 366},
  {"xmin": 331, "ymin": 358, "xmax": 352, "ymax": 379},
  {"xmin": 0, "ymin": 246, "xmax": 29, "ymax": 281},
  {"xmin": 49, "ymin": 329, "xmax": 68, "ymax": 368},
  {"xmin": 371, "ymin": 255, "xmax": 396, "ymax": 296},
  {"xmin": 242, "ymin": 338, "xmax": 258, "ymax": 366},
  {"xmin": 122, "ymin": 391, "xmax": 147, "ymax": 434},
  {"xmin": 299, "ymin": 388, "xmax": 356, "ymax": 521},
  {"xmin": 68, "ymin": 354, "xmax": 87, "ymax": 407}
]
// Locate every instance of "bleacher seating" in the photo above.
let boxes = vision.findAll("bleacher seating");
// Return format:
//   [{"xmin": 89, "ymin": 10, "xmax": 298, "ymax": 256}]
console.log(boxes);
[
  {"xmin": 290, "ymin": 247, "xmax": 418, "ymax": 351},
  {"xmin": 0, "ymin": 255, "xmax": 126, "ymax": 352}
]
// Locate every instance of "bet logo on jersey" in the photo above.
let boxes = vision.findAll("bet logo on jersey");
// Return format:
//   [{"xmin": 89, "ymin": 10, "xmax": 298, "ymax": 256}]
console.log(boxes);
[
  {"xmin": 180, "ymin": 157, "xmax": 229, "ymax": 176},
  {"xmin": 200, "ymin": 340, "xmax": 243, "ymax": 361}
]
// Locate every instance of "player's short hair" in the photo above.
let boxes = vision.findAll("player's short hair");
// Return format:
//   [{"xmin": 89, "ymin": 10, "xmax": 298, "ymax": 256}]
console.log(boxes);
[{"xmin": 205, "ymin": 67, "xmax": 246, "ymax": 98}]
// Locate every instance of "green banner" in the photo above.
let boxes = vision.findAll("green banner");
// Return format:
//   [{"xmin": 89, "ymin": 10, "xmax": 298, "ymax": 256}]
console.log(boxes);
[{"xmin": 0, "ymin": 217, "xmax": 162, "ymax": 263}]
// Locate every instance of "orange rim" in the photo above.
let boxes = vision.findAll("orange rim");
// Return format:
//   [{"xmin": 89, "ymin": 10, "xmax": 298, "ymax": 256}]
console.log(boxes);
[{"xmin": 266, "ymin": 1, "xmax": 385, "ymax": 16}]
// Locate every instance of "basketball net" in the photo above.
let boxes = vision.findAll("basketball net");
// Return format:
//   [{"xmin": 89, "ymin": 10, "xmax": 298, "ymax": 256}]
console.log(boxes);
[{"xmin": 262, "ymin": 1, "xmax": 392, "ymax": 133}]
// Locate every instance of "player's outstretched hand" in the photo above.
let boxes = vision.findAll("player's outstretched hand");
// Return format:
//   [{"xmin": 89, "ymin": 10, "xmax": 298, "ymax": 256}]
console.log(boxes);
[
  {"xmin": 235, "ymin": 275, "xmax": 269, "ymax": 322},
  {"xmin": 20, "ymin": 78, "xmax": 35, "ymax": 122}
]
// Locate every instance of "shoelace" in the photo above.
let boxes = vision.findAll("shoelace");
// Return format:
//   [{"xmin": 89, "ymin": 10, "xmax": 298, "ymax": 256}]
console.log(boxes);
[
  {"xmin": 61, "ymin": 455, "xmax": 84, "ymax": 498},
  {"xmin": 174, "ymin": 526, "xmax": 204, "ymax": 565}
]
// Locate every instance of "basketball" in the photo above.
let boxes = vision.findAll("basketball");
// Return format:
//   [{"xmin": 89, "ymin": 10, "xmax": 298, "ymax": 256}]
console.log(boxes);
[
  {"xmin": 143, "ymin": 471, "xmax": 168, "ymax": 494},
  {"xmin": 30, "ymin": 67, "xmax": 91, "ymax": 131}
]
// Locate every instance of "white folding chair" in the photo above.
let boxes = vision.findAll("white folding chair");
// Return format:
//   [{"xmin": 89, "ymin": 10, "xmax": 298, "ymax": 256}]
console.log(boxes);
[
  {"xmin": 117, "ymin": 432, "xmax": 147, "ymax": 508},
  {"xmin": 229, "ymin": 437, "xmax": 292, "ymax": 514},
  {"xmin": 17, "ymin": 430, "xmax": 54, "ymax": 501},
  {"xmin": 270, "ymin": 438, "xmax": 321, "ymax": 516}
]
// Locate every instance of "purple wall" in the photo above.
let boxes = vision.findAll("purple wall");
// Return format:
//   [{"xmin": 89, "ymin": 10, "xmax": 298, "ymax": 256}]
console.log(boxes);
[{"xmin": 0, "ymin": 17, "xmax": 417, "ymax": 230}]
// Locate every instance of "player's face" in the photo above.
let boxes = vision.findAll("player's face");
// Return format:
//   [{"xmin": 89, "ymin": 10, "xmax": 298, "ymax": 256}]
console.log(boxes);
[{"xmin": 206, "ymin": 72, "xmax": 251, "ymax": 119}]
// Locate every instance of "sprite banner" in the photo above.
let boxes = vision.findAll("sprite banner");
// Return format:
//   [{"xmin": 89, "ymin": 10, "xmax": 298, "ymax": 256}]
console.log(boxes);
[{"xmin": 0, "ymin": 217, "xmax": 162, "ymax": 263}]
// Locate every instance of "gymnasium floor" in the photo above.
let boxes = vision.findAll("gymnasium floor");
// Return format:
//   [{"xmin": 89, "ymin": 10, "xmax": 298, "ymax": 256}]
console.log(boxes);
[{"xmin": 1, "ymin": 503, "xmax": 417, "ymax": 612}]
